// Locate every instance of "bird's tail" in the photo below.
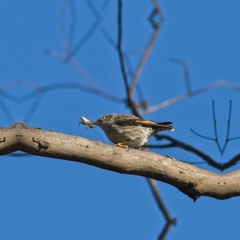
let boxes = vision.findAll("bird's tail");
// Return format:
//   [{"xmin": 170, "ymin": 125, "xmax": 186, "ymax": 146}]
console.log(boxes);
[{"xmin": 155, "ymin": 122, "xmax": 174, "ymax": 132}]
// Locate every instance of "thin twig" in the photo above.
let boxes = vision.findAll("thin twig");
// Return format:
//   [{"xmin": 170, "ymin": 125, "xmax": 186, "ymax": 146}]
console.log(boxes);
[
  {"xmin": 45, "ymin": 50, "xmax": 125, "ymax": 102},
  {"xmin": 116, "ymin": 0, "xmax": 139, "ymax": 116},
  {"xmin": 158, "ymin": 222, "xmax": 175, "ymax": 240},
  {"xmin": 101, "ymin": 27, "xmax": 134, "ymax": 78},
  {"xmin": 60, "ymin": 0, "xmax": 71, "ymax": 59},
  {"xmin": 129, "ymin": 0, "xmax": 163, "ymax": 98},
  {"xmin": 169, "ymin": 57, "xmax": 191, "ymax": 93},
  {"xmin": 142, "ymin": 80, "xmax": 240, "ymax": 115},
  {"xmin": 212, "ymin": 100, "xmax": 222, "ymax": 153},
  {"xmin": 68, "ymin": 58, "xmax": 99, "ymax": 88},
  {"xmin": 0, "ymin": 97, "xmax": 14, "ymax": 123},
  {"xmin": 191, "ymin": 100, "xmax": 240, "ymax": 156},
  {"xmin": 147, "ymin": 178, "xmax": 176, "ymax": 223},
  {"xmin": 154, "ymin": 134, "xmax": 224, "ymax": 170},
  {"xmin": 147, "ymin": 178, "xmax": 176, "ymax": 240},
  {"xmin": 24, "ymin": 93, "xmax": 45, "ymax": 123},
  {"xmin": 68, "ymin": 0, "xmax": 77, "ymax": 47},
  {"xmin": 154, "ymin": 134, "xmax": 240, "ymax": 171},
  {"xmin": 0, "ymin": 81, "xmax": 124, "ymax": 104},
  {"xmin": 117, "ymin": 0, "xmax": 129, "ymax": 95},
  {"xmin": 70, "ymin": 0, "xmax": 102, "ymax": 56}
]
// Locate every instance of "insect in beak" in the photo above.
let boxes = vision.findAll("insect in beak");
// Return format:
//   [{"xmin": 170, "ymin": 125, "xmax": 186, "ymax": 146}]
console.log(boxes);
[{"xmin": 79, "ymin": 116, "xmax": 94, "ymax": 129}]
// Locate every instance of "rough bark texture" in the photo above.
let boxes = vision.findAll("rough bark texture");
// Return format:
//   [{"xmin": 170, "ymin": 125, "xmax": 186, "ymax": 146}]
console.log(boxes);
[{"xmin": 0, "ymin": 122, "xmax": 240, "ymax": 200}]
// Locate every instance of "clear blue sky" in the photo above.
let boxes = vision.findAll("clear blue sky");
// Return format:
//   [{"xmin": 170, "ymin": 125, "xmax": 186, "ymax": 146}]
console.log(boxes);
[{"xmin": 0, "ymin": 1, "xmax": 240, "ymax": 239}]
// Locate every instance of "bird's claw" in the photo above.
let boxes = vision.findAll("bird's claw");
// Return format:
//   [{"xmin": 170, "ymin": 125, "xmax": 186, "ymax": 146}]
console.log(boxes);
[{"xmin": 115, "ymin": 143, "xmax": 129, "ymax": 151}]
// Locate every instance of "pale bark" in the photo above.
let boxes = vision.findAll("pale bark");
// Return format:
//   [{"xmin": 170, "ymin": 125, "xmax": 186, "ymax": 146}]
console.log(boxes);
[{"xmin": 0, "ymin": 122, "xmax": 239, "ymax": 200}]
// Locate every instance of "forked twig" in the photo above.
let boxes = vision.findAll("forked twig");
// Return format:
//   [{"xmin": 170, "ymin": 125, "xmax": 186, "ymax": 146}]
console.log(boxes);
[
  {"xmin": 147, "ymin": 178, "xmax": 176, "ymax": 240},
  {"xmin": 191, "ymin": 100, "xmax": 240, "ymax": 155}
]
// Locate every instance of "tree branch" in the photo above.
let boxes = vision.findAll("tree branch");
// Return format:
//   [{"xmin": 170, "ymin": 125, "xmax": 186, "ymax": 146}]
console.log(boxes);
[{"xmin": 1, "ymin": 122, "xmax": 240, "ymax": 200}]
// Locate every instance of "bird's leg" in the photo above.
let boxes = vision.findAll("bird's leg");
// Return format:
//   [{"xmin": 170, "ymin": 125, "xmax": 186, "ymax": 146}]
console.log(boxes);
[{"xmin": 115, "ymin": 143, "xmax": 129, "ymax": 151}]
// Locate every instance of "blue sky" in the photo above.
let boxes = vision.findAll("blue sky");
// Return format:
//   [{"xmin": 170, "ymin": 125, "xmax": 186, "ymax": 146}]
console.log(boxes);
[{"xmin": 1, "ymin": 0, "xmax": 240, "ymax": 239}]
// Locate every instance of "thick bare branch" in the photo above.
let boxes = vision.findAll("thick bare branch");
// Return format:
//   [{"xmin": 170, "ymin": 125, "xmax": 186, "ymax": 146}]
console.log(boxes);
[{"xmin": 1, "ymin": 122, "xmax": 240, "ymax": 200}]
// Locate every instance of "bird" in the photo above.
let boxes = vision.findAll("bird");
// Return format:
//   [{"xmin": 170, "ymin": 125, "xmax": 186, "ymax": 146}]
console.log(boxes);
[{"xmin": 85, "ymin": 114, "xmax": 174, "ymax": 150}]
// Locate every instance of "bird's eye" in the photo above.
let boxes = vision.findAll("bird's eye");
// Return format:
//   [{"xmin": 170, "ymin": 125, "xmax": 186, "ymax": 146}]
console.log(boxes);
[
  {"xmin": 98, "ymin": 118, "xmax": 103, "ymax": 123},
  {"xmin": 97, "ymin": 116, "xmax": 106, "ymax": 123}
]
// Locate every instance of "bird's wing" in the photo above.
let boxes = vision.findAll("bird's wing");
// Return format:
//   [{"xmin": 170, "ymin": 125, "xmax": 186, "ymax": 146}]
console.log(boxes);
[
  {"xmin": 114, "ymin": 114, "xmax": 140, "ymax": 125},
  {"xmin": 135, "ymin": 120, "xmax": 174, "ymax": 130},
  {"xmin": 116, "ymin": 117, "xmax": 174, "ymax": 131}
]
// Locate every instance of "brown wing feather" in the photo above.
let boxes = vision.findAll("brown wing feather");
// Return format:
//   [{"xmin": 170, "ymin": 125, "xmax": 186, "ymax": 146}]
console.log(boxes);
[
  {"xmin": 135, "ymin": 119, "xmax": 159, "ymax": 125},
  {"xmin": 141, "ymin": 120, "xmax": 174, "ymax": 132},
  {"xmin": 116, "ymin": 117, "xmax": 174, "ymax": 131},
  {"xmin": 136, "ymin": 119, "xmax": 173, "ymax": 128}
]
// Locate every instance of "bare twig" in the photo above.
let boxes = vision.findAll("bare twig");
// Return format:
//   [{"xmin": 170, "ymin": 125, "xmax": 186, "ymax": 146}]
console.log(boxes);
[
  {"xmin": 60, "ymin": 0, "xmax": 71, "ymax": 59},
  {"xmin": 154, "ymin": 135, "xmax": 222, "ymax": 170},
  {"xmin": 67, "ymin": 57, "xmax": 99, "ymax": 89},
  {"xmin": 129, "ymin": 0, "xmax": 164, "ymax": 99},
  {"xmin": 153, "ymin": 134, "xmax": 240, "ymax": 171},
  {"xmin": 147, "ymin": 178, "xmax": 176, "ymax": 240},
  {"xmin": 101, "ymin": 27, "xmax": 135, "ymax": 78},
  {"xmin": 0, "ymin": 97, "xmax": 14, "ymax": 123},
  {"xmin": 169, "ymin": 57, "xmax": 191, "ymax": 93},
  {"xmin": 158, "ymin": 221, "xmax": 175, "ymax": 240},
  {"xmin": 24, "ymin": 93, "xmax": 45, "ymax": 123},
  {"xmin": 0, "ymin": 81, "xmax": 125, "ymax": 124},
  {"xmin": 117, "ymin": 0, "xmax": 129, "ymax": 94},
  {"xmin": 117, "ymin": 0, "xmax": 139, "ymax": 116},
  {"xmin": 142, "ymin": 80, "xmax": 240, "ymax": 115},
  {"xmin": 45, "ymin": 51, "xmax": 124, "ymax": 102},
  {"xmin": 0, "ymin": 81, "xmax": 124, "ymax": 104},
  {"xmin": 191, "ymin": 100, "xmax": 240, "ymax": 155},
  {"xmin": 71, "ymin": 0, "xmax": 102, "ymax": 56},
  {"xmin": 147, "ymin": 178, "xmax": 176, "ymax": 223}
]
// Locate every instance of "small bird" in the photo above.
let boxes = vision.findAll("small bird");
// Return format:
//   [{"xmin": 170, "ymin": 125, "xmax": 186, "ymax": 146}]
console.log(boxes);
[{"xmin": 84, "ymin": 114, "xmax": 174, "ymax": 149}]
